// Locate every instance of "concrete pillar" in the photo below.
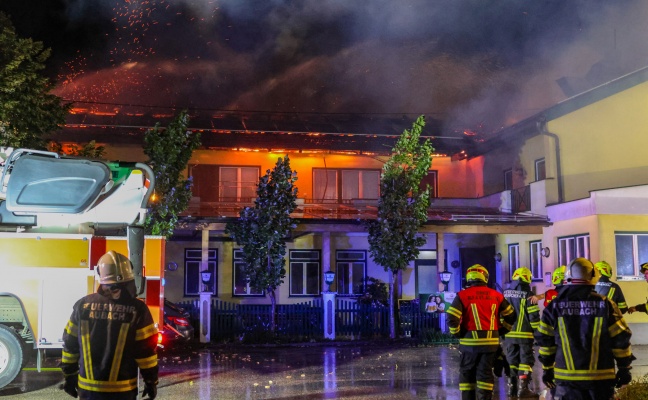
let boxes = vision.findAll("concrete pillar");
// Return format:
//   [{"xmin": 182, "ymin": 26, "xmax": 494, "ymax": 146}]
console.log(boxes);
[{"xmin": 322, "ymin": 291, "xmax": 336, "ymax": 339}]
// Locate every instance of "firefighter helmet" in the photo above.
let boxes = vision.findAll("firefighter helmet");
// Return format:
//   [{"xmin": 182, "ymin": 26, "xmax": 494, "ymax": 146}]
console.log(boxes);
[
  {"xmin": 564, "ymin": 258, "xmax": 596, "ymax": 285},
  {"xmin": 640, "ymin": 262, "xmax": 648, "ymax": 274},
  {"xmin": 466, "ymin": 264, "xmax": 489, "ymax": 283},
  {"xmin": 594, "ymin": 261, "xmax": 612, "ymax": 278},
  {"xmin": 512, "ymin": 267, "xmax": 532, "ymax": 284},
  {"xmin": 552, "ymin": 265, "xmax": 566, "ymax": 285},
  {"xmin": 96, "ymin": 251, "xmax": 134, "ymax": 284}
]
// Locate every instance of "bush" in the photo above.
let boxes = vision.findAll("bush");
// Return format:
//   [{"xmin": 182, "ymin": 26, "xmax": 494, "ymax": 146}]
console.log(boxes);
[
  {"xmin": 617, "ymin": 374, "xmax": 648, "ymax": 400},
  {"xmin": 416, "ymin": 328, "xmax": 458, "ymax": 346}
]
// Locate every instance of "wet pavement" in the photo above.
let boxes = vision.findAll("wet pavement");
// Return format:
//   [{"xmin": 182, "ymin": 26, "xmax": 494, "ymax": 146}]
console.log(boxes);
[{"xmin": 2, "ymin": 343, "xmax": 648, "ymax": 399}]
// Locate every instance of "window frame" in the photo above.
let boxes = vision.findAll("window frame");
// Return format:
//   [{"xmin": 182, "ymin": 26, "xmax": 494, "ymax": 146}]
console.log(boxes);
[
  {"xmin": 218, "ymin": 165, "xmax": 260, "ymax": 202},
  {"xmin": 184, "ymin": 248, "xmax": 217, "ymax": 296},
  {"xmin": 508, "ymin": 243, "xmax": 520, "ymax": 282},
  {"xmin": 535, "ymin": 158, "xmax": 546, "ymax": 181},
  {"xmin": 232, "ymin": 248, "xmax": 265, "ymax": 297},
  {"xmin": 504, "ymin": 169, "xmax": 513, "ymax": 191},
  {"xmin": 336, "ymin": 250, "xmax": 367, "ymax": 296},
  {"xmin": 289, "ymin": 249, "xmax": 321, "ymax": 296},
  {"xmin": 614, "ymin": 232, "xmax": 648, "ymax": 280},
  {"xmin": 557, "ymin": 234, "xmax": 590, "ymax": 267},
  {"xmin": 529, "ymin": 241, "xmax": 543, "ymax": 281}
]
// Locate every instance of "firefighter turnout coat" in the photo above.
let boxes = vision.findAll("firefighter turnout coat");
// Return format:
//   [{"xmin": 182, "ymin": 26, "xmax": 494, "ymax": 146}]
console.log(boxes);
[
  {"xmin": 503, "ymin": 281, "xmax": 540, "ymax": 342},
  {"xmin": 448, "ymin": 282, "xmax": 516, "ymax": 352},
  {"xmin": 61, "ymin": 290, "xmax": 158, "ymax": 396},
  {"xmin": 535, "ymin": 285, "xmax": 633, "ymax": 385},
  {"xmin": 594, "ymin": 276, "xmax": 628, "ymax": 314}
]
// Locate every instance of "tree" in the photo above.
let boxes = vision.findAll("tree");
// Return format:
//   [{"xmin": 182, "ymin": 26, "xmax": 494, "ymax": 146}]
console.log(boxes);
[
  {"xmin": 143, "ymin": 110, "xmax": 201, "ymax": 237},
  {"xmin": 366, "ymin": 115, "xmax": 433, "ymax": 339},
  {"xmin": 226, "ymin": 157, "xmax": 298, "ymax": 332},
  {"xmin": 0, "ymin": 13, "xmax": 70, "ymax": 149}
]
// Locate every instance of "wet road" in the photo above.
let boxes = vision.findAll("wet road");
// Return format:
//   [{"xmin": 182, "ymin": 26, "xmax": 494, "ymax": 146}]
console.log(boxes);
[{"xmin": 2, "ymin": 344, "xmax": 648, "ymax": 399}]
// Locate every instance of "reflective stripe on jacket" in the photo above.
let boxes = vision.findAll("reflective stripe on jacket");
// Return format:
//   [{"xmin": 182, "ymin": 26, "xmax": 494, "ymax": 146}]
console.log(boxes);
[
  {"xmin": 448, "ymin": 283, "xmax": 516, "ymax": 352},
  {"xmin": 594, "ymin": 276, "xmax": 628, "ymax": 313},
  {"xmin": 503, "ymin": 282, "xmax": 540, "ymax": 342},
  {"xmin": 535, "ymin": 285, "xmax": 633, "ymax": 384}
]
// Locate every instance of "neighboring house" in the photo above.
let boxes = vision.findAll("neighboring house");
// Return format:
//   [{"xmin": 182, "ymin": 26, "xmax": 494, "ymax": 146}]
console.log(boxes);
[{"xmin": 54, "ymin": 65, "xmax": 648, "ymax": 342}]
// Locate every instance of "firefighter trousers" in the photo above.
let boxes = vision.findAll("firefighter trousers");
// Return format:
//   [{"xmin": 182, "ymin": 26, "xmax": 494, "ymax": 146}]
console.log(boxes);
[
  {"xmin": 459, "ymin": 351, "xmax": 496, "ymax": 400},
  {"xmin": 504, "ymin": 340, "xmax": 535, "ymax": 376},
  {"xmin": 554, "ymin": 380, "xmax": 615, "ymax": 400}
]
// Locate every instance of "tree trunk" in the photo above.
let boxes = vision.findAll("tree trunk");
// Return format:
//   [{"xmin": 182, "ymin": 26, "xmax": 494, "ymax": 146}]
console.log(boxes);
[
  {"xmin": 388, "ymin": 271, "xmax": 398, "ymax": 339},
  {"xmin": 269, "ymin": 289, "xmax": 277, "ymax": 333}
]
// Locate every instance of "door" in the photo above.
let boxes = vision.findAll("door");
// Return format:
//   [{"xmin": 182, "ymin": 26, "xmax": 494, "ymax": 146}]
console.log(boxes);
[
  {"xmin": 459, "ymin": 246, "xmax": 496, "ymax": 290},
  {"xmin": 415, "ymin": 258, "xmax": 439, "ymax": 297}
]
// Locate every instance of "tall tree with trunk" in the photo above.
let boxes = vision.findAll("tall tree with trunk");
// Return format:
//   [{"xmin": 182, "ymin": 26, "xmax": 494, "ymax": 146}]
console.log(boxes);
[
  {"xmin": 226, "ymin": 157, "xmax": 298, "ymax": 332},
  {"xmin": 0, "ymin": 12, "xmax": 70, "ymax": 149},
  {"xmin": 366, "ymin": 115, "xmax": 433, "ymax": 339},
  {"xmin": 143, "ymin": 110, "xmax": 201, "ymax": 237}
]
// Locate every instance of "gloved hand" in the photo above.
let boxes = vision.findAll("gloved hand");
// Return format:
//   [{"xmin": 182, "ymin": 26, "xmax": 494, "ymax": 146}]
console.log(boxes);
[
  {"xmin": 142, "ymin": 380, "xmax": 158, "ymax": 399},
  {"xmin": 616, "ymin": 367, "xmax": 632, "ymax": 388},
  {"xmin": 62, "ymin": 374, "xmax": 78, "ymax": 398},
  {"xmin": 542, "ymin": 369, "xmax": 556, "ymax": 389}
]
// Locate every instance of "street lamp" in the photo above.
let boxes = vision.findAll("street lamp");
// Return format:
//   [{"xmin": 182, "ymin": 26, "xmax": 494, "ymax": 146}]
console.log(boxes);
[
  {"xmin": 324, "ymin": 270, "xmax": 336, "ymax": 292},
  {"xmin": 439, "ymin": 269, "xmax": 453, "ymax": 292}
]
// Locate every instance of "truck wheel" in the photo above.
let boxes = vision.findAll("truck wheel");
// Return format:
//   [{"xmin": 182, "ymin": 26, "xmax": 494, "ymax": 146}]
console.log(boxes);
[{"xmin": 0, "ymin": 324, "xmax": 23, "ymax": 389}]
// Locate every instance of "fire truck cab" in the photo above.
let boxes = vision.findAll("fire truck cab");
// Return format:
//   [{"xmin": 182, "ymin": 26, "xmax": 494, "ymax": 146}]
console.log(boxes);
[{"xmin": 0, "ymin": 148, "xmax": 164, "ymax": 389}]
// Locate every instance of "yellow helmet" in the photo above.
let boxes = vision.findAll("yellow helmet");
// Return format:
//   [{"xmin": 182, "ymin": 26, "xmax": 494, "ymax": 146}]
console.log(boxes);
[
  {"xmin": 512, "ymin": 267, "xmax": 532, "ymax": 284},
  {"xmin": 564, "ymin": 258, "xmax": 596, "ymax": 285},
  {"xmin": 552, "ymin": 266, "xmax": 566, "ymax": 285},
  {"xmin": 96, "ymin": 251, "xmax": 134, "ymax": 285},
  {"xmin": 641, "ymin": 263, "xmax": 648, "ymax": 274},
  {"xmin": 594, "ymin": 261, "xmax": 612, "ymax": 278},
  {"xmin": 466, "ymin": 264, "xmax": 489, "ymax": 283}
]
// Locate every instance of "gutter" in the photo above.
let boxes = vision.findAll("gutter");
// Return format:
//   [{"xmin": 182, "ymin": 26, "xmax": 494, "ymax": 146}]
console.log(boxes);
[{"xmin": 536, "ymin": 117, "xmax": 564, "ymax": 204}]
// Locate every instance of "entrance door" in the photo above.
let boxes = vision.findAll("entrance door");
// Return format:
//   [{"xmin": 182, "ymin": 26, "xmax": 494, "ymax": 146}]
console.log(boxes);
[
  {"xmin": 459, "ymin": 246, "xmax": 496, "ymax": 290},
  {"xmin": 415, "ymin": 258, "xmax": 439, "ymax": 297}
]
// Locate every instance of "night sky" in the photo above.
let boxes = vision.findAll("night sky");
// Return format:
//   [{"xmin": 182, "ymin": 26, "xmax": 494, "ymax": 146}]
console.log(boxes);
[{"xmin": 2, "ymin": 0, "xmax": 647, "ymax": 134}]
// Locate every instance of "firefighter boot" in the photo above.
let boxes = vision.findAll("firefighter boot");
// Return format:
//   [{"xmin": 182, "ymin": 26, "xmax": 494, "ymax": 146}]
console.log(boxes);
[
  {"xmin": 517, "ymin": 375, "xmax": 538, "ymax": 398},
  {"xmin": 476, "ymin": 389, "xmax": 493, "ymax": 400},
  {"xmin": 507, "ymin": 375, "xmax": 518, "ymax": 397}
]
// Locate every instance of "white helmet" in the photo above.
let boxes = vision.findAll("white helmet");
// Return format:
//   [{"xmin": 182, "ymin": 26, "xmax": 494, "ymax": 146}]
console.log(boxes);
[
  {"xmin": 564, "ymin": 257, "xmax": 596, "ymax": 285},
  {"xmin": 96, "ymin": 251, "xmax": 134, "ymax": 284}
]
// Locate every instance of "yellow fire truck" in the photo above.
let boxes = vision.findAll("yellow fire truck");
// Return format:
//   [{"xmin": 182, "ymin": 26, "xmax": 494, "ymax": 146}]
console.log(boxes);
[{"xmin": 0, "ymin": 149, "xmax": 165, "ymax": 389}]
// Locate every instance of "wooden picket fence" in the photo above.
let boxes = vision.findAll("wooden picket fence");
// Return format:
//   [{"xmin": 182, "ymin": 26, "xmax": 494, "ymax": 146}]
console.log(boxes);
[{"xmin": 176, "ymin": 297, "xmax": 449, "ymax": 342}]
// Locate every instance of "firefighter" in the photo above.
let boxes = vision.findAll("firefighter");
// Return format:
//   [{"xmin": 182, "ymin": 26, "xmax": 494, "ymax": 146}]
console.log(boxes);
[
  {"xmin": 594, "ymin": 261, "xmax": 628, "ymax": 314},
  {"xmin": 535, "ymin": 258, "xmax": 633, "ymax": 400},
  {"xmin": 503, "ymin": 267, "xmax": 540, "ymax": 398},
  {"xmin": 628, "ymin": 262, "xmax": 648, "ymax": 314},
  {"xmin": 60, "ymin": 251, "xmax": 159, "ymax": 400},
  {"xmin": 542, "ymin": 266, "xmax": 565, "ymax": 308},
  {"xmin": 448, "ymin": 264, "xmax": 516, "ymax": 400}
]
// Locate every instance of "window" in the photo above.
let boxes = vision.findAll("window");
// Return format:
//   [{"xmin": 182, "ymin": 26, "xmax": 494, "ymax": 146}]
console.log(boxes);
[
  {"xmin": 184, "ymin": 249, "xmax": 217, "ymax": 296},
  {"xmin": 615, "ymin": 233, "xmax": 648, "ymax": 278},
  {"xmin": 336, "ymin": 250, "xmax": 367, "ymax": 295},
  {"xmin": 219, "ymin": 166, "xmax": 259, "ymax": 202},
  {"xmin": 232, "ymin": 249, "xmax": 264, "ymax": 296},
  {"xmin": 558, "ymin": 234, "xmax": 590, "ymax": 267},
  {"xmin": 529, "ymin": 241, "xmax": 543, "ymax": 280},
  {"xmin": 341, "ymin": 170, "xmax": 380, "ymax": 201},
  {"xmin": 290, "ymin": 250, "xmax": 320, "ymax": 295},
  {"xmin": 535, "ymin": 158, "xmax": 546, "ymax": 181},
  {"xmin": 313, "ymin": 169, "xmax": 338, "ymax": 203},
  {"xmin": 504, "ymin": 169, "xmax": 513, "ymax": 191},
  {"xmin": 508, "ymin": 244, "xmax": 520, "ymax": 280},
  {"xmin": 419, "ymin": 170, "xmax": 439, "ymax": 198}
]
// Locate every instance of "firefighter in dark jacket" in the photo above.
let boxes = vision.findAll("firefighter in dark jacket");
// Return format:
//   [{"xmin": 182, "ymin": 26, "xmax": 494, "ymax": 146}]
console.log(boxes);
[
  {"xmin": 60, "ymin": 251, "xmax": 159, "ymax": 400},
  {"xmin": 503, "ymin": 267, "xmax": 540, "ymax": 398},
  {"xmin": 594, "ymin": 260, "xmax": 628, "ymax": 314},
  {"xmin": 535, "ymin": 258, "xmax": 634, "ymax": 400},
  {"xmin": 448, "ymin": 264, "xmax": 516, "ymax": 400}
]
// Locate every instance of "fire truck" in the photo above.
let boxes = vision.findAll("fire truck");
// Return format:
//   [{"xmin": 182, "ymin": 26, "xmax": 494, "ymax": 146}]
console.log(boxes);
[{"xmin": 0, "ymin": 148, "xmax": 165, "ymax": 389}]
